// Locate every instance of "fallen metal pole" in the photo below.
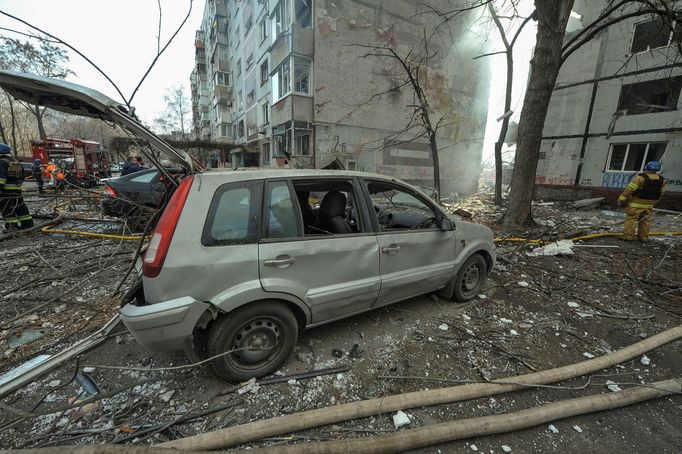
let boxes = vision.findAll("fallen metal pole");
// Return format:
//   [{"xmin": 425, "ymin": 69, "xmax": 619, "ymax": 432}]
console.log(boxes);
[
  {"xmin": 160, "ymin": 325, "xmax": 682, "ymax": 451},
  {"xmin": 0, "ymin": 315, "xmax": 120, "ymax": 398},
  {"xmin": 248, "ymin": 378, "xmax": 682, "ymax": 454}
]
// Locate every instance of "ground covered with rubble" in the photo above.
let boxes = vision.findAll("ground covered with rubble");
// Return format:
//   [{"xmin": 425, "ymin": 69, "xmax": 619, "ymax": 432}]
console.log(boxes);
[{"xmin": 1, "ymin": 186, "xmax": 681, "ymax": 453}]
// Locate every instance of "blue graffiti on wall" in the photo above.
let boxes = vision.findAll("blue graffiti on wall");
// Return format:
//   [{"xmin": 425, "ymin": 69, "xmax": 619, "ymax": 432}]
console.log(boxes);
[{"xmin": 601, "ymin": 172, "xmax": 635, "ymax": 189}]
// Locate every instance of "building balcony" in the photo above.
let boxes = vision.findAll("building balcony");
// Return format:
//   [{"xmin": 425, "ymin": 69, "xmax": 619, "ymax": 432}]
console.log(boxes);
[
  {"xmin": 270, "ymin": 23, "xmax": 314, "ymax": 70},
  {"xmin": 271, "ymin": 93, "xmax": 313, "ymax": 126},
  {"xmin": 213, "ymin": 84, "xmax": 232, "ymax": 99}
]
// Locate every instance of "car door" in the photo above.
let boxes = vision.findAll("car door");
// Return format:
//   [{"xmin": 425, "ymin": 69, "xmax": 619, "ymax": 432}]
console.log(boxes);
[
  {"xmin": 258, "ymin": 178, "xmax": 381, "ymax": 324},
  {"xmin": 363, "ymin": 179, "xmax": 456, "ymax": 306}
]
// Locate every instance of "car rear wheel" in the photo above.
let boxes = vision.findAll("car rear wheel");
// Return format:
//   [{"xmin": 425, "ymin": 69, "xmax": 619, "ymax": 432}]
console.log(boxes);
[
  {"xmin": 453, "ymin": 254, "xmax": 487, "ymax": 302},
  {"xmin": 207, "ymin": 301, "xmax": 298, "ymax": 382}
]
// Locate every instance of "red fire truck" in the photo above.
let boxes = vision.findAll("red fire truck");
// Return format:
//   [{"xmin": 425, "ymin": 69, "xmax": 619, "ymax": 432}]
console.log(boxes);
[{"xmin": 31, "ymin": 137, "xmax": 110, "ymax": 186}]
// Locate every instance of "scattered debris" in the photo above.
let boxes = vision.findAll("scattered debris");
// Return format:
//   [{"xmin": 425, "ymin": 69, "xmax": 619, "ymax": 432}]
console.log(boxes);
[
  {"xmin": 237, "ymin": 378, "xmax": 260, "ymax": 395},
  {"xmin": 606, "ymin": 380, "xmax": 622, "ymax": 392},
  {"xmin": 573, "ymin": 425, "xmax": 583, "ymax": 433},
  {"xmin": 438, "ymin": 323, "xmax": 449, "ymax": 331},
  {"xmin": 567, "ymin": 302, "xmax": 580, "ymax": 308},
  {"xmin": 392, "ymin": 410, "xmax": 411, "ymax": 429},
  {"xmin": 501, "ymin": 445, "xmax": 512, "ymax": 453},
  {"xmin": 527, "ymin": 240, "xmax": 574, "ymax": 257},
  {"xmin": 7, "ymin": 328, "xmax": 45, "ymax": 348},
  {"xmin": 583, "ymin": 352, "xmax": 595, "ymax": 359},
  {"xmin": 548, "ymin": 424, "xmax": 559, "ymax": 434},
  {"xmin": 517, "ymin": 281, "xmax": 530, "ymax": 288},
  {"xmin": 469, "ymin": 444, "xmax": 478, "ymax": 451},
  {"xmin": 640, "ymin": 355, "xmax": 651, "ymax": 366}
]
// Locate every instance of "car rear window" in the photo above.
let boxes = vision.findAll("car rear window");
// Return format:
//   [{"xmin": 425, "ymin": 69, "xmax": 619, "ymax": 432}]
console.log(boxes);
[
  {"xmin": 202, "ymin": 180, "xmax": 262, "ymax": 246},
  {"xmin": 130, "ymin": 171, "xmax": 158, "ymax": 183}
]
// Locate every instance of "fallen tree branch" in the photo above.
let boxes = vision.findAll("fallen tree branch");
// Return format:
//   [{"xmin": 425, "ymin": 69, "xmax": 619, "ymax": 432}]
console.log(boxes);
[
  {"xmin": 159, "ymin": 325, "xmax": 682, "ymax": 451},
  {"xmin": 248, "ymin": 378, "xmax": 682, "ymax": 453}
]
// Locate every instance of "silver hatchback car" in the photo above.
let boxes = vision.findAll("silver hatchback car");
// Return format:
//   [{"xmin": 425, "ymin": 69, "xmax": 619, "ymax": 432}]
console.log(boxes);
[{"xmin": 0, "ymin": 71, "xmax": 496, "ymax": 382}]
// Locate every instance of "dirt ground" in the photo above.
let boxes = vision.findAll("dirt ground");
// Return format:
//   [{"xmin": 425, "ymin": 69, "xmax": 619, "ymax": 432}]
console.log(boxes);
[{"xmin": 1, "ymin": 185, "xmax": 681, "ymax": 453}]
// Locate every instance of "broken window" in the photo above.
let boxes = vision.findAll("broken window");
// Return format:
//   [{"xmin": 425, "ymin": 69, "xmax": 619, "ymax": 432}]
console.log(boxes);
[
  {"xmin": 261, "ymin": 102, "xmax": 269, "ymax": 125},
  {"xmin": 275, "ymin": 58, "xmax": 291, "ymax": 100},
  {"xmin": 295, "ymin": 0, "xmax": 312, "ymax": 27},
  {"xmin": 617, "ymin": 77, "xmax": 682, "ymax": 115},
  {"xmin": 294, "ymin": 131, "xmax": 310, "ymax": 155},
  {"xmin": 606, "ymin": 142, "xmax": 667, "ymax": 172},
  {"xmin": 272, "ymin": 0, "xmax": 291, "ymax": 39},
  {"xmin": 238, "ymin": 119, "xmax": 245, "ymax": 137},
  {"xmin": 293, "ymin": 57, "xmax": 311, "ymax": 94},
  {"xmin": 630, "ymin": 17, "xmax": 681, "ymax": 53},
  {"xmin": 265, "ymin": 181, "xmax": 301, "ymax": 239},
  {"xmin": 291, "ymin": 180, "xmax": 364, "ymax": 235},
  {"xmin": 262, "ymin": 141, "xmax": 271, "ymax": 164},
  {"xmin": 367, "ymin": 181, "xmax": 438, "ymax": 231}
]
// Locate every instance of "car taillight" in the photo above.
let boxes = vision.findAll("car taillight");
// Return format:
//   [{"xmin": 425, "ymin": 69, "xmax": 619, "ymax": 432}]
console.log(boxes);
[
  {"xmin": 104, "ymin": 185, "xmax": 117, "ymax": 198},
  {"xmin": 142, "ymin": 175, "xmax": 194, "ymax": 278}
]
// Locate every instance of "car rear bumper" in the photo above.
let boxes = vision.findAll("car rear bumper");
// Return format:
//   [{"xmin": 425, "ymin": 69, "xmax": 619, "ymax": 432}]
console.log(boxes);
[{"xmin": 120, "ymin": 297, "xmax": 210, "ymax": 351}]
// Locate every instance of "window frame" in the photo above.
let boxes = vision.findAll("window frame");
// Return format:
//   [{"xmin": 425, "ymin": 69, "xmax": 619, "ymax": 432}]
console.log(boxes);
[
  {"xmin": 201, "ymin": 179, "xmax": 263, "ymax": 247},
  {"xmin": 260, "ymin": 59, "xmax": 269, "ymax": 85},
  {"xmin": 604, "ymin": 142, "xmax": 667, "ymax": 172},
  {"xmin": 630, "ymin": 16, "xmax": 681, "ymax": 54},
  {"xmin": 360, "ymin": 178, "xmax": 445, "ymax": 234},
  {"xmin": 261, "ymin": 179, "xmax": 303, "ymax": 241},
  {"xmin": 272, "ymin": 56, "xmax": 312, "ymax": 102},
  {"xmin": 261, "ymin": 101, "xmax": 270, "ymax": 126}
]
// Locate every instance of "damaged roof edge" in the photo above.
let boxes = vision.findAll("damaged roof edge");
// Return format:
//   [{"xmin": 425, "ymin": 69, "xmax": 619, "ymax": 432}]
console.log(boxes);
[{"xmin": 0, "ymin": 70, "xmax": 192, "ymax": 171}]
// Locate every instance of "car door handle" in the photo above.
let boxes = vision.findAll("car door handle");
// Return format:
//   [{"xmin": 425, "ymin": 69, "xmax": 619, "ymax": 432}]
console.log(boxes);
[
  {"xmin": 264, "ymin": 256, "xmax": 297, "ymax": 267},
  {"xmin": 381, "ymin": 244, "xmax": 400, "ymax": 254}
]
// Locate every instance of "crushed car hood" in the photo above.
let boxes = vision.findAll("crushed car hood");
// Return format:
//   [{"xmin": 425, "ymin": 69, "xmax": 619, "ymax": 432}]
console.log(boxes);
[{"xmin": 0, "ymin": 70, "xmax": 192, "ymax": 171}]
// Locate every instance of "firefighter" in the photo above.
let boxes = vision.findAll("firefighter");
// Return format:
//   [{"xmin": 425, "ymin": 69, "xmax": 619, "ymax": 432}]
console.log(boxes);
[
  {"xmin": 53, "ymin": 161, "xmax": 66, "ymax": 192},
  {"xmin": 0, "ymin": 143, "xmax": 34, "ymax": 230},
  {"xmin": 617, "ymin": 161, "xmax": 665, "ymax": 241},
  {"xmin": 32, "ymin": 158, "xmax": 44, "ymax": 194},
  {"xmin": 45, "ymin": 161, "xmax": 56, "ymax": 184}
]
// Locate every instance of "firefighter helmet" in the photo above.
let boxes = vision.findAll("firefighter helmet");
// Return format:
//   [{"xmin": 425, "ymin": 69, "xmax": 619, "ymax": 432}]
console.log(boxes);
[
  {"xmin": 34, "ymin": 158, "xmax": 42, "ymax": 164},
  {"xmin": 0, "ymin": 143, "xmax": 10, "ymax": 154},
  {"xmin": 644, "ymin": 161, "xmax": 661, "ymax": 172}
]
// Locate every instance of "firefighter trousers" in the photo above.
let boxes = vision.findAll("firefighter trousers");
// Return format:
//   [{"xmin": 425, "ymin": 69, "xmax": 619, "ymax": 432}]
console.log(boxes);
[
  {"xmin": 623, "ymin": 206, "xmax": 652, "ymax": 241},
  {"xmin": 0, "ymin": 191, "xmax": 34, "ymax": 229}
]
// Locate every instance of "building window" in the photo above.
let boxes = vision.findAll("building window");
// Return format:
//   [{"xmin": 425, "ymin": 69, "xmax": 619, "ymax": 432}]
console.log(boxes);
[
  {"xmin": 238, "ymin": 90, "xmax": 243, "ymax": 111},
  {"xmin": 238, "ymin": 120, "xmax": 245, "ymax": 137},
  {"xmin": 631, "ymin": 17, "xmax": 681, "ymax": 53},
  {"xmin": 262, "ymin": 141, "xmax": 271, "ymax": 164},
  {"xmin": 236, "ymin": 58, "xmax": 242, "ymax": 77},
  {"xmin": 293, "ymin": 56, "xmax": 311, "ymax": 94},
  {"xmin": 294, "ymin": 131, "xmax": 310, "ymax": 156},
  {"xmin": 246, "ymin": 52, "xmax": 254, "ymax": 70},
  {"xmin": 295, "ymin": 0, "xmax": 312, "ymax": 28},
  {"xmin": 606, "ymin": 142, "xmax": 667, "ymax": 172},
  {"xmin": 272, "ymin": 56, "xmax": 311, "ymax": 101},
  {"xmin": 261, "ymin": 102, "xmax": 269, "ymax": 125},
  {"xmin": 617, "ymin": 76, "xmax": 682, "ymax": 115},
  {"xmin": 259, "ymin": 17, "xmax": 268, "ymax": 43},
  {"xmin": 235, "ymin": 26, "xmax": 240, "ymax": 44},
  {"xmin": 260, "ymin": 60, "xmax": 269, "ymax": 85},
  {"xmin": 272, "ymin": 0, "xmax": 291, "ymax": 39},
  {"xmin": 220, "ymin": 123, "xmax": 232, "ymax": 137},
  {"xmin": 245, "ymin": 14, "xmax": 253, "ymax": 33},
  {"xmin": 247, "ymin": 90, "xmax": 255, "ymax": 105},
  {"xmin": 214, "ymin": 71, "xmax": 230, "ymax": 86}
]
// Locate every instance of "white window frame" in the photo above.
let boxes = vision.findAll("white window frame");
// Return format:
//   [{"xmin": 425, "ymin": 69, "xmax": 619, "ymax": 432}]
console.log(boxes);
[
  {"xmin": 261, "ymin": 102, "xmax": 270, "ymax": 126},
  {"xmin": 271, "ymin": 0, "xmax": 291, "ymax": 42},
  {"xmin": 294, "ymin": 130, "xmax": 310, "ymax": 156},
  {"xmin": 214, "ymin": 71, "xmax": 230, "ymax": 86},
  {"xmin": 259, "ymin": 16, "xmax": 268, "ymax": 44},
  {"xmin": 605, "ymin": 142, "xmax": 667, "ymax": 172},
  {"xmin": 260, "ymin": 60, "xmax": 269, "ymax": 85},
  {"xmin": 272, "ymin": 56, "xmax": 312, "ymax": 102},
  {"xmin": 630, "ymin": 17, "xmax": 680, "ymax": 54}
]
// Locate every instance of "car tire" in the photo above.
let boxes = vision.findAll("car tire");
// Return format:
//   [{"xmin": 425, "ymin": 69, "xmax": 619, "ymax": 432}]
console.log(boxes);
[
  {"xmin": 453, "ymin": 254, "xmax": 487, "ymax": 302},
  {"xmin": 207, "ymin": 301, "xmax": 298, "ymax": 382}
]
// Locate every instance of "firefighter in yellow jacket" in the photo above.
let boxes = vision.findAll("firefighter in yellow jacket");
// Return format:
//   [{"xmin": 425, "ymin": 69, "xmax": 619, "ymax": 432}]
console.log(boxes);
[
  {"xmin": 617, "ymin": 161, "xmax": 665, "ymax": 241},
  {"xmin": 0, "ymin": 143, "xmax": 34, "ymax": 230}
]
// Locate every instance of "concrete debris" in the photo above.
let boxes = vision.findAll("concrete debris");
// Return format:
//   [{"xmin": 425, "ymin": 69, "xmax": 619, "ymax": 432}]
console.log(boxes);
[
  {"xmin": 160, "ymin": 390, "xmax": 176, "ymax": 402},
  {"xmin": 48, "ymin": 380, "xmax": 61, "ymax": 388},
  {"xmin": 606, "ymin": 380, "xmax": 622, "ymax": 392},
  {"xmin": 509, "ymin": 330, "xmax": 519, "ymax": 336},
  {"xmin": 583, "ymin": 352, "xmax": 595, "ymax": 359},
  {"xmin": 640, "ymin": 355, "xmax": 651, "ymax": 366},
  {"xmin": 438, "ymin": 323, "xmax": 449, "ymax": 331},
  {"xmin": 462, "ymin": 314, "xmax": 472, "ymax": 322},
  {"xmin": 548, "ymin": 424, "xmax": 559, "ymax": 434},
  {"xmin": 7, "ymin": 329, "xmax": 45, "ymax": 348},
  {"xmin": 573, "ymin": 425, "xmax": 583, "ymax": 433},
  {"xmin": 499, "ymin": 318, "xmax": 513, "ymax": 324},
  {"xmin": 501, "ymin": 445, "xmax": 512, "ymax": 453},
  {"xmin": 567, "ymin": 302, "xmax": 580, "ymax": 308},
  {"xmin": 527, "ymin": 240, "xmax": 574, "ymax": 257},
  {"xmin": 237, "ymin": 378, "xmax": 260, "ymax": 395},
  {"xmin": 82, "ymin": 366, "xmax": 96, "ymax": 373},
  {"xmin": 576, "ymin": 312, "xmax": 594, "ymax": 319},
  {"xmin": 477, "ymin": 294, "xmax": 487, "ymax": 299},
  {"xmin": 469, "ymin": 444, "xmax": 478, "ymax": 451},
  {"xmin": 392, "ymin": 410, "xmax": 411, "ymax": 429},
  {"xmin": 517, "ymin": 281, "xmax": 530, "ymax": 287}
]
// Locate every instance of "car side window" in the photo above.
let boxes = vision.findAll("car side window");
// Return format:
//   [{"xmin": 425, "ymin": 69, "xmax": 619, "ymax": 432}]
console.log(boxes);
[
  {"xmin": 130, "ymin": 171, "xmax": 158, "ymax": 183},
  {"xmin": 367, "ymin": 180, "xmax": 438, "ymax": 231},
  {"xmin": 202, "ymin": 180, "xmax": 262, "ymax": 246},
  {"xmin": 291, "ymin": 179, "xmax": 364, "ymax": 236},
  {"xmin": 264, "ymin": 181, "xmax": 302, "ymax": 239}
]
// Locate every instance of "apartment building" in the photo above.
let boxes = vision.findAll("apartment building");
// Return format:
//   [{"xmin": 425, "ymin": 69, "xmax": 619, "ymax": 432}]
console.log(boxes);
[
  {"xmin": 191, "ymin": 0, "xmax": 491, "ymax": 194},
  {"xmin": 537, "ymin": 0, "xmax": 682, "ymax": 208}
]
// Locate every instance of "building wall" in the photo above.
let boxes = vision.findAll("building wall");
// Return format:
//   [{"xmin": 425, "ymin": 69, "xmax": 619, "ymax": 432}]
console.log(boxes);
[
  {"xmin": 539, "ymin": 0, "xmax": 682, "ymax": 200},
  {"xmin": 194, "ymin": 0, "xmax": 491, "ymax": 194}
]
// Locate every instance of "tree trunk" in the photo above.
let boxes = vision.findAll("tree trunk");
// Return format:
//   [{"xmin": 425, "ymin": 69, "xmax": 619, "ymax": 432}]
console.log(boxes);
[
  {"xmin": 428, "ymin": 130, "xmax": 440, "ymax": 200},
  {"xmin": 35, "ymin": 105, "xmax": 47, "ymax": 140},
  {"xmin": 503, "ymin": 0, "xmax": 574, "ymax": 226},
  {"xmin": 494, "ymin": 49, "xmax": 514, "ymax": 206}
]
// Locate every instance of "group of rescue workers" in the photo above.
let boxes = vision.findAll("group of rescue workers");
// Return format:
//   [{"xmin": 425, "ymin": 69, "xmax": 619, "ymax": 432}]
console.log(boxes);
[
  {"xmin": 0, "ymin": 139, "xmax": 670, "ymax": 236},
  {"xmin": 0, "ymin": 143, "xmax": 68, "ymax": 230}
]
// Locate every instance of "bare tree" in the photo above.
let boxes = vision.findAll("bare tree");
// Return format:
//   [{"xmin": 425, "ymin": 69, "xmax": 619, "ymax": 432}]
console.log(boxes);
[{"xmin": 153, "ymin": 84, "xmax": 192, "ymax": 140}]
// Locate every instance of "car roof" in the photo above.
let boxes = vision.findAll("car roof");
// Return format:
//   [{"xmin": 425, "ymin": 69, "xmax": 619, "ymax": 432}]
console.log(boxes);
[{"xmin": 199, "ymin": 168, "xmax": 401, "ymax": 182}]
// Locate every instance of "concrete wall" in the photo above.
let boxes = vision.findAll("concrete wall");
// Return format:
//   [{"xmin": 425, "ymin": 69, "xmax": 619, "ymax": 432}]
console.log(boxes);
[{"xmin": 539, "ymin": 0, "xmax": 682, "ymax": 196}]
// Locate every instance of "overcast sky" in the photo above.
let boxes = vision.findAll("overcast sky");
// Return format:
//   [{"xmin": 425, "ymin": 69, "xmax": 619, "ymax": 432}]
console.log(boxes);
[{"xmin": 0, "ymin": 0, "xmax": 203, "ymax": 124}]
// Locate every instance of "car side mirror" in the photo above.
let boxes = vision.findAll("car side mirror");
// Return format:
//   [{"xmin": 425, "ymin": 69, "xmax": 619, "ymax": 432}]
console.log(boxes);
[{"xmin": 438, "ymin": 216, "xmax": 455, "ymax": 231}]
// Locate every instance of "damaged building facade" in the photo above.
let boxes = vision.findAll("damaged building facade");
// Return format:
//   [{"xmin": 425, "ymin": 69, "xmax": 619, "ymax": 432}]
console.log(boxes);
[
  {"xmin": 537, "ymin": 0, "xmax": 682, "ymax": 208},
  {"xmin": 191, "ymin": 0, "xmax": 491, "ymax": 194}
]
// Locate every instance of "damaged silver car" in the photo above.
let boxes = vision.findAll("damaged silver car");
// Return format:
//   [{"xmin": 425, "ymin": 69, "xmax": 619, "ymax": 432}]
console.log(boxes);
[{"xmin": 0, "ymin": 71, "xmax": 496, "ymax": 382}]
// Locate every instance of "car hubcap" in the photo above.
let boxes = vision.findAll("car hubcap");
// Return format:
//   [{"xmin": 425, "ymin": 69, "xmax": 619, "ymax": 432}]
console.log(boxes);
[
  {"xmin": 463, "ymin": 264, "xmax": 480, "ymax": 291},
  {"xmin": 231, "ymin": 317, "xmax": 281, "ymax": 366}
]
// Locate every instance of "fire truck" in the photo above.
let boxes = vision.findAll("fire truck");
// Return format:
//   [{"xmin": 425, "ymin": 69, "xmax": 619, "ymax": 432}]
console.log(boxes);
[{"xmin": 31, "ymin": 137, "xmax": 110, "ymax": 187}]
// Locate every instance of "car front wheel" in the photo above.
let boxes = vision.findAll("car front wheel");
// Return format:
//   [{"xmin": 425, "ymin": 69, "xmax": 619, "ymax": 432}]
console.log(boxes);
[
  {"xmin": 453, "ymin": 254, "xmax": 487, "ymax": 302},
  {"xmin": 207, "ymin": 301, "xmax": 298, "ymax": 382}
]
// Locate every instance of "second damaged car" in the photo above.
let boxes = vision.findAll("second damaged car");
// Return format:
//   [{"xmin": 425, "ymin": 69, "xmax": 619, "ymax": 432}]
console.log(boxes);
[{"xmin": 0, "ymin": 71, "xmax": 496, "ymax": 383}]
